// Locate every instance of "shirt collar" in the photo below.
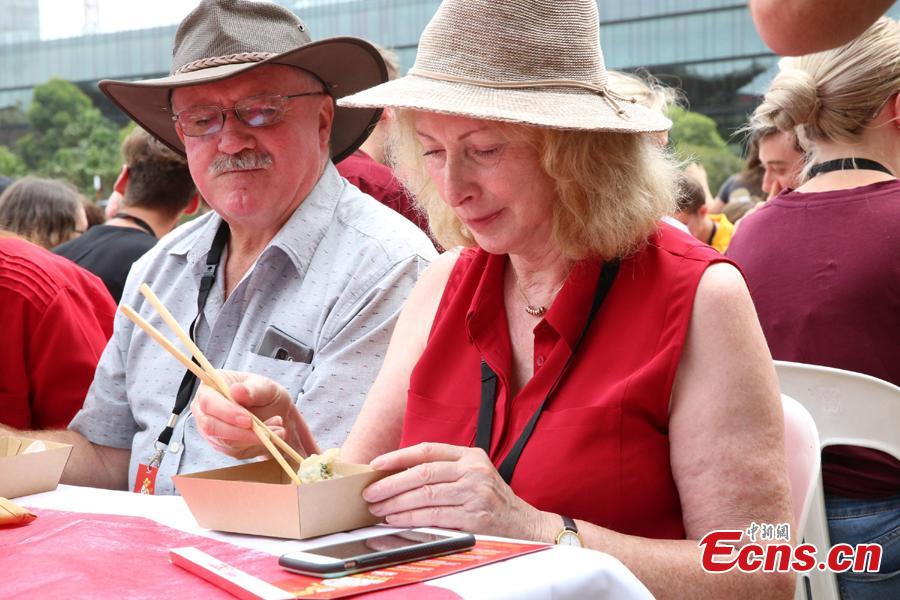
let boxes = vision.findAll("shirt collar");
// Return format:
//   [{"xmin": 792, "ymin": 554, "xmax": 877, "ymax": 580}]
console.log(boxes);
[
  {"xmin": 543, "ymin": 259, "xmax": 601, "ymax": 351},
  {"xmin": 168, "ymin": 211, "xmax": 219, "ymax": 262},
  {"xmin": 265, "ymin": 161, "xmax": 341, "ymax": 274},
  {"xmin": 167, "ymin": 161, "xmax": 342, "ymax": 275},
  {"xmin": 464, "ymin": 251, "xmax": 510, "ymax": 367}
]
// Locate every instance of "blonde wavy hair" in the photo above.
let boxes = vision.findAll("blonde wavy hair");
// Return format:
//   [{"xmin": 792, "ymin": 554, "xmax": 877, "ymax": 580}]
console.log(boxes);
[
  {"xmin": 750, "ymin": 16, "xmax": 899, "ymax": 168},
  {"xmin": 388, "ymin": 110, "xmax": 679, "ymax": 261}
]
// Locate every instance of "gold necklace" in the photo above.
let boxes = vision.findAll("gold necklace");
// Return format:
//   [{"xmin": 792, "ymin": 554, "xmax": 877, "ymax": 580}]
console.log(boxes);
[{"xmin": 513, "ymin": 274, "xmax": 568, "ymax": 317}]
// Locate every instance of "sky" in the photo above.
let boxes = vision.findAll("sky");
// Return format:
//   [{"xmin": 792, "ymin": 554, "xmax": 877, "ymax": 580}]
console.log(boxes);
[{"xmin": 38, "ymin": 0, "xmax": 197, "ymax": 39}]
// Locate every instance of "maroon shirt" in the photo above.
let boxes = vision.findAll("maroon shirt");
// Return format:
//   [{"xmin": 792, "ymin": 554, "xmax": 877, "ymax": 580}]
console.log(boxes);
[
  {"xmin": 336, "ymin": 150, "xmax": 433, "ymax": 242},
  {"xmin": 727, "ymin": 180, "xmax": 900, "ymax": 498},
  {"xmin": 402, "ymin": 225, "xmax": 727, "ymax": 538}
]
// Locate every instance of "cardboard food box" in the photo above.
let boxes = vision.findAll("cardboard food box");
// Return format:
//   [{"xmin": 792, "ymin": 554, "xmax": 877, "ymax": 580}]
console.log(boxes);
[
  {"xmin": 173, "ymin": 460, "xmax": 392, "ymax": 539},
  {"xmin": 0, "ymin": 436, "xmax": 73, "ymax": 499}
]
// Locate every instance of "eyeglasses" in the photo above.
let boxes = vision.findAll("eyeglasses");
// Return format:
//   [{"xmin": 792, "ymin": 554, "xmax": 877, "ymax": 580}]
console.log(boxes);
[{"xmin": 172, "ymin": 92, "xmax": 326, "ymax": 137}]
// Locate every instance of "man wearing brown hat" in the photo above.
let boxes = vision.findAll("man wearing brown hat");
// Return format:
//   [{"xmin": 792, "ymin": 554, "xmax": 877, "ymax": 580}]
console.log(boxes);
[{"xmin": 0, "ymin": 0, "xmax": 435, "ymax": 495}]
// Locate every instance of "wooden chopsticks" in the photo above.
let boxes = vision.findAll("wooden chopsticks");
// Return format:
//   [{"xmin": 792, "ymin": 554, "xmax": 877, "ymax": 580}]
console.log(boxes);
[{"xmin": 120, "ymin": 283, "xmax": 306, "ymax": 485}]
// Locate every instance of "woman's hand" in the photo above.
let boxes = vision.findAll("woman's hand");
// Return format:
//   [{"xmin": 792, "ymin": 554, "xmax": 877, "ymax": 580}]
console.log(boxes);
[
  {"xmin": 363, "ymin": 442, "xmax": 555, "ymax": 540},
  {"xmin": 192, "ymin": 371, "xmax": 317, "ymax": 460}
]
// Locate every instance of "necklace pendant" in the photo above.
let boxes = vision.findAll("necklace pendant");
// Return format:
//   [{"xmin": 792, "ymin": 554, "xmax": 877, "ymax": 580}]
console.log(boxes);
[{"xmin": 524, "ymin": 304, "xmax": 547, "ymax": 317}]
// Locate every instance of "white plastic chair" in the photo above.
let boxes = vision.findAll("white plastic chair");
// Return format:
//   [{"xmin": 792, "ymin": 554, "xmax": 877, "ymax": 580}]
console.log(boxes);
[
  {"xmin": 782, "ymin": 393, "xmax": 821, "ymax": 535},
  {"xmin": 775, "ymin": 360, "xmax": 900, "ymax": 600}
]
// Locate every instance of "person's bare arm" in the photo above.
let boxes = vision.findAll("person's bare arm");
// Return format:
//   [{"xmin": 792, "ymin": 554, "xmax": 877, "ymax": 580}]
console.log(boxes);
[
  {"xmin": 0, "ymin": 424, "xmax": 130, "ymax": 490},
  {"xmin": 341, "ymin": 250, "xmax": 460, "ymax": 463},
  {"xmin": 575, "ymin": 263, "xmax": 793, "ymax": 598},
  {"xmin": 365, "ymin": 262, "xmax": 794, "ymax": 598},
  {"xmin": 749, "ymin": 0, "xmax": 894, "ymax": 55}
]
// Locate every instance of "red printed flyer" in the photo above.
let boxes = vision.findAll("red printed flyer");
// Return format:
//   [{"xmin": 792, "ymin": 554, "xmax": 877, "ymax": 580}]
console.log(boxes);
[{"xmin": 171, "ymin": 539, "xmax": 549, "ymax": 599}]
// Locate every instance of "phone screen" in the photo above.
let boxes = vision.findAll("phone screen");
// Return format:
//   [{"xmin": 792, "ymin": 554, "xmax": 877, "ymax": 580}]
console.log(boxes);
[
  {"xmin": 279, "ymin": 529, "xmax": 476, "ymax": 577},
  {"xmin": 305, "ymin": 531, "xmax": 451, "ymax": 560}
]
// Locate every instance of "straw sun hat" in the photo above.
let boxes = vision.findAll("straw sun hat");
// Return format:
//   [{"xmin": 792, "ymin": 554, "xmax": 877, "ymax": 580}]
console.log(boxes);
[
  {"xmin": 99, "ymin": 0, "xmax": 386, "ymax": 162},
  {"xmin": 338, "ymin": 0, "xmax": 671, "ymax": 133}
]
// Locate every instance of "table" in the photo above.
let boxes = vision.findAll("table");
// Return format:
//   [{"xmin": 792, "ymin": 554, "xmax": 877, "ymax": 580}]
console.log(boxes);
[{"xmin": 7, "ymin": 485, "xmax": 653, "ymax": 599}]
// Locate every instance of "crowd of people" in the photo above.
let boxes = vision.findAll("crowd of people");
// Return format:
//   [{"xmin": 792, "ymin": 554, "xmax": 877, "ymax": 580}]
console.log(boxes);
[{"xmin": 0, "ymin": 1, "xmax": 897, "ymax": 598}]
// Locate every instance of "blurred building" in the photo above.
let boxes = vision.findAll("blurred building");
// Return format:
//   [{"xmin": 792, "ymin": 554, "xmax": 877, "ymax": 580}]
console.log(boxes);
[
  {"xmin": 1, "ymin": 0, "xmax": 898, "ymax": 143},
  {"xmin": 1, "ymin": 0, "xmax": 40, "ymax": 43}
]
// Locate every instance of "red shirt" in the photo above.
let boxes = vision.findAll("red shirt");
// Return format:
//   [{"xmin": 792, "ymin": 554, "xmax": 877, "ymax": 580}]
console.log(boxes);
[
  {"xmin": 0, "ymin": 237, "xmax": 115, "ymax": 429},
  {"xmin": 402, "ymin": 225, "xmax": 727, "ymax": 539},
  {"xmin": 336, "ymin": 150, "xmax": 433, "ymax": 241}
]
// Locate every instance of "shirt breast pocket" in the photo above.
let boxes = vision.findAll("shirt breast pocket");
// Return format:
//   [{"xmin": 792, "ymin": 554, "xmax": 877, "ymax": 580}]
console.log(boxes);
[
  {"xmin": 400, "ymin": 390, "xmax": 479, "ymax": 448},
  {"xmin": 240, "ymin": 352, "xmax": 314, "ymax": 401}
]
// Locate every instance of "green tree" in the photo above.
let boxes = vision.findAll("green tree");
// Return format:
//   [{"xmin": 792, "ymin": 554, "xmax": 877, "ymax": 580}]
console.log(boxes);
[
  {"xmin": 0, "ymin": 145, "xmax": 26, "ymax": 178},
  {"xmin": 667, "ymin": 106, "xmax": 743, "ymax": 193},
  {"xmin": 15, "ymin": 78, "xmax": 122, "ymax": 195}
]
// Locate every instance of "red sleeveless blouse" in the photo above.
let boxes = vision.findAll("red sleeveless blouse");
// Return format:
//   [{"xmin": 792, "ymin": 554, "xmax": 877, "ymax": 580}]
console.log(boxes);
[{"xmin": 401, "ymin": 224, "xmax": 729, "ymax": 539}]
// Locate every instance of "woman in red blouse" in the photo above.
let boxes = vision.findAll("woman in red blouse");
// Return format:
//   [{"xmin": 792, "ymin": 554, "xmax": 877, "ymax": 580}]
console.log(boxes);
[{"xmin": 194, "ymin": 1, "xmax": 793, "ymax": 596}]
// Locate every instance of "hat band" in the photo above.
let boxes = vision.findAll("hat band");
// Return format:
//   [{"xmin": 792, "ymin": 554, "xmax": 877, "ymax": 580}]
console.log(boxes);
[
  {"xmin": 176, "ymin": 52, "xmax": 277, "ymax": 74},
  {"xmin": 408, "ymin": 67, "xmax": 637, "ymax": 117}
]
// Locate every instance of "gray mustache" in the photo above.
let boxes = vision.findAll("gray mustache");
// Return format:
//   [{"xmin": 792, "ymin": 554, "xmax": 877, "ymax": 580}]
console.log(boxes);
[{"xmin": 208, "ymin": 150, "xmax": 273, "ymax": 174}]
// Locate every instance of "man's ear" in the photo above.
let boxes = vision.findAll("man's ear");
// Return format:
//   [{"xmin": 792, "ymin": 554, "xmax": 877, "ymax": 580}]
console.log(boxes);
[
  {"xmin": 892, "ymin": 92, "xmax": 900, "ymax": 128},
  {"xmin": 699, "ymin": 204, "xmax": 708, "ymax": 218},
  {"xmin": 182, "ymin": 193, "xmax": 201, "ymax": 216},
  {"xmin": 319, "ymin": 96, "xmax": 336, "ymax": 152},
  {"xmin": 113, "ymin": 165, "xmax": 129, "ymax": 195}
]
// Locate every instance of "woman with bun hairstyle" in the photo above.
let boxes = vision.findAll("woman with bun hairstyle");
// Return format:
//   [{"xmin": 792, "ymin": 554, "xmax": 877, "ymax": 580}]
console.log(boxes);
[{"xmin": 727, "ymin": 17, "xmax": 900, "ymax": 598}]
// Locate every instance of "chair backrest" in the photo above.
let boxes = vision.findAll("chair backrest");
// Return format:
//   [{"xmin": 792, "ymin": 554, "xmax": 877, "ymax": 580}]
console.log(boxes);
[
  {"xmin": 781, "ymin": 393, "xmax": 820, "ymax": 533},
  {"xmin": 775, "ymin": 361, "xmax": 900, "ymax": 456},
  {"xmin": 774, "ymin": 360, "xmax": 900, "ymax": 600}
]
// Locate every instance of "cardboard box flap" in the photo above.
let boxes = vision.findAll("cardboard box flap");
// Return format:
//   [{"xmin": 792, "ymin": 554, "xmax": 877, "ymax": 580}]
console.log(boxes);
[
  {"xmin": 333, "ymin": 462, "xmax": 378, "ymax": 477},
  {"xmin": 177, "ymin": 459, "xmax": 287, "ymax": 484},
  {"xmin": 297, "ymin": 467, "xmax": 385, "ymax": 538},
  {"xmin": 0, "ymin": 436, "xmax": 73, "ymax": 499}
]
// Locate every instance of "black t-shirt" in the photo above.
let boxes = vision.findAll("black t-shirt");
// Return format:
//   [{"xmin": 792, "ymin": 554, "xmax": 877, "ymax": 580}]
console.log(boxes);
[{"xmin": 54, "ymin": 225, "xmax": 156, "ymax": 303}]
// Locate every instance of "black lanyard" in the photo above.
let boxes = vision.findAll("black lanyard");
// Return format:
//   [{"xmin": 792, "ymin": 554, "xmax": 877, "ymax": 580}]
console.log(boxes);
[
  {"xmin": 476, "ymin": 259, "xmax": 619, "ymax": 484},
  {"xmin": 111, "ymin": 212, "xmax": 156, "ymax": 237},
  {"xmin": 808, "ymin": 158, "xmax": 894, "ymax": 178},
  {"xmin": 153, "ymin": 221, "xmax": 230, "ymax": 452}
]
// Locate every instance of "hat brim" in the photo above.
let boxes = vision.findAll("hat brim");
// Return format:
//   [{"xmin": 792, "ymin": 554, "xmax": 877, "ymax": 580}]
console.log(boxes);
[
  {"xmin": 99, "ymin": 37, "xmax": 385, "ymax": 163},
  {"xmin": 338, "ymin": 75, "xmax": 672, "ymax": 133}
]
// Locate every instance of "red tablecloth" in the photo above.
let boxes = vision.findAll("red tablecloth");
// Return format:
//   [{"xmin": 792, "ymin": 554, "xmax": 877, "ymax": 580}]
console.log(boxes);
[{"xmin": 0, "ymin": 508, "xmax": 460, "ymax": 599}]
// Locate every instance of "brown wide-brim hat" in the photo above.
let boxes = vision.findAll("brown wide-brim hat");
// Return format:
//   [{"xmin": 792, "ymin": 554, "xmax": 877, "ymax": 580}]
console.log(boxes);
[
  {"xmin": 339, "ymin": 0, "xmax": 670, "ymax": 133},
  {"xmin": 99, "ymin": 0, "xmax": 385, "ymax": 163}
]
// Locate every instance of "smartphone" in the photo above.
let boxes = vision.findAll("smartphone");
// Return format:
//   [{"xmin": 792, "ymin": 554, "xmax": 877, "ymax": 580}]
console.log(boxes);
[
  {"xmin": 254, "ymin": 325, "xmax": 313, "ymax": 363},
  {"xmin": 278, "ymin": 528, "xmax": 475, "ymax": 578}
]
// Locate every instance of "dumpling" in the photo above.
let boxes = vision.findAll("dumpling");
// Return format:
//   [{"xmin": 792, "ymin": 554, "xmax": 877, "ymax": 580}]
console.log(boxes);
[{"xmin": 297, "ymin": 447, "xmax": 341, "ymax": 483}]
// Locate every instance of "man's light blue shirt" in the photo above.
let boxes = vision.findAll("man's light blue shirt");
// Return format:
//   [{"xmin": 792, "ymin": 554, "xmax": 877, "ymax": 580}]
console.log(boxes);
[{"xmin": 70, "ymin": 163, "xmax": 436, "ymax": 494}]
